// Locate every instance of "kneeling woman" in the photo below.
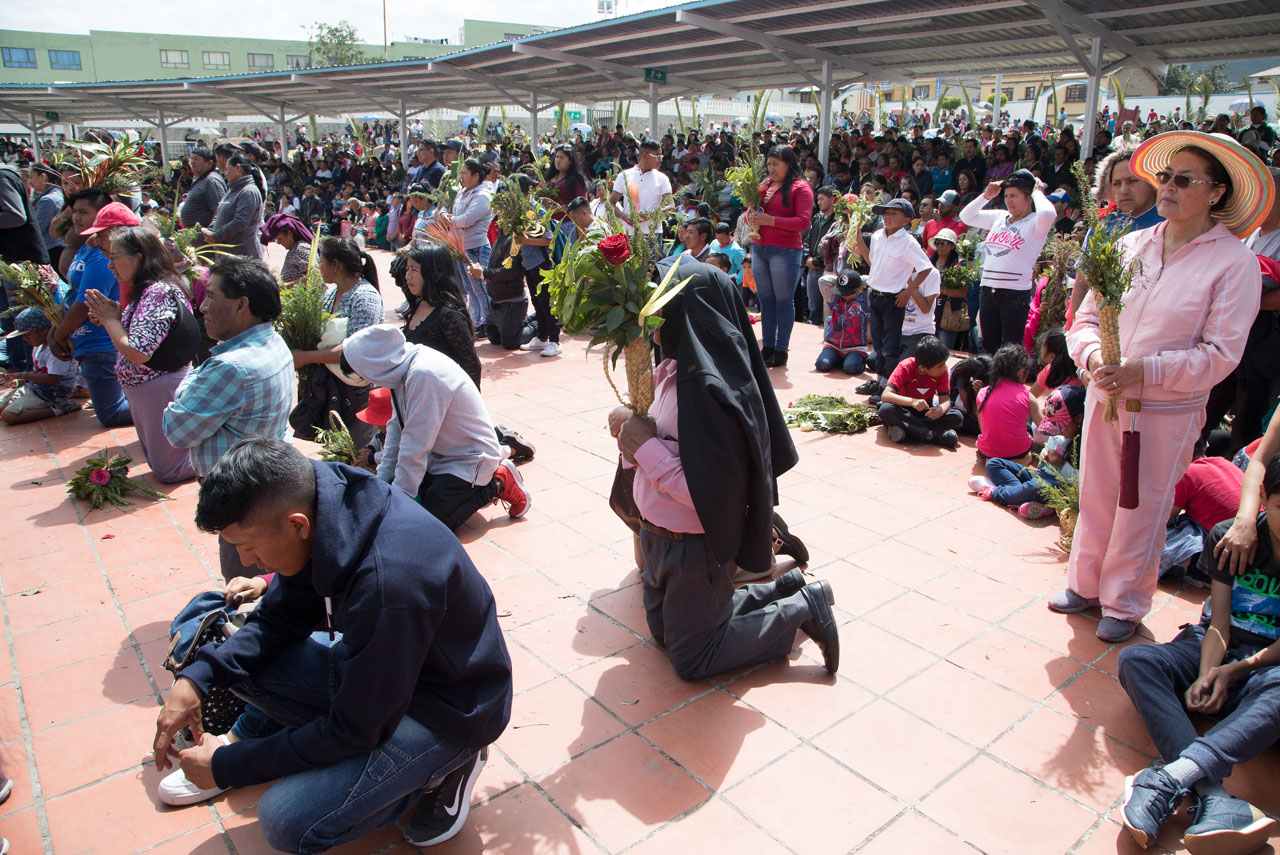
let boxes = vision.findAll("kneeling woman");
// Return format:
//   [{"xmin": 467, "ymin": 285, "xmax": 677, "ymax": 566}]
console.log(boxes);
[{"xmin": 84, "ymin": 226, "xmax": 198, "ymax": 483}]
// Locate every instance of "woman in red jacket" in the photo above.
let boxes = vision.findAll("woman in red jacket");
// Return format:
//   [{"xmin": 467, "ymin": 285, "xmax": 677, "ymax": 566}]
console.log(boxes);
[{"xmin": 744, "ymin": 145, "xmax": 813, "ymax": 367}]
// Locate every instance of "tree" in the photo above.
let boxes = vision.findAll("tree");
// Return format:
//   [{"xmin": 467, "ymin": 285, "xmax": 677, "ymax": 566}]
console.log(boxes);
[
  {"xmin": 308, "ymin": 21, "xmax": 367, "ymax": 68},
  {"xmin": 1158, "ymin": 63, "xmax": 1230, "ymax": 97}
]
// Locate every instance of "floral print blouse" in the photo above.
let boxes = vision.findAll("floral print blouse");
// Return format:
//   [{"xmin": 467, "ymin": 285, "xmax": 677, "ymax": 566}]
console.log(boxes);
[{"xmin": 116, "ymin": 280, "xmax": 193, "ymax": 387}]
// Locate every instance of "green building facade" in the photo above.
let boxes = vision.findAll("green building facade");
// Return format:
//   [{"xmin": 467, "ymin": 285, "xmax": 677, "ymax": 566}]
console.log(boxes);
[{"xmin": 0, "ymin": 20, "xmax": 546, "ymax": 84}]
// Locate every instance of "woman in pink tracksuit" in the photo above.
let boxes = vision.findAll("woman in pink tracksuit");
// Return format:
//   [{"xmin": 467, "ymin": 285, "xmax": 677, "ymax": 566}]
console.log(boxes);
[{"xmin": 1053, "ymin": 132, "xmax": 1271, "ymax": 642}]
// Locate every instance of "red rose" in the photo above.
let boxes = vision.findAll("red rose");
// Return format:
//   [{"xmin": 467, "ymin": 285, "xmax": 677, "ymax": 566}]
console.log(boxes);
[{"xmin": 598, "ymin": 233, "xmax": 631, "ymax": 265}]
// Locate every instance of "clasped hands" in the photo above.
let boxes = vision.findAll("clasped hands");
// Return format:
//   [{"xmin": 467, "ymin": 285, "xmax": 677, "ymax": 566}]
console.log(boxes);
[{"xmin": 608, "ymin": 405, "xmax": 656, "ymax": 463}]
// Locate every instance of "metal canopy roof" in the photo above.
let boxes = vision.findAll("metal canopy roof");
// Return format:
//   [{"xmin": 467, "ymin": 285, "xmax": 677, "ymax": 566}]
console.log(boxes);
[{"xmin": 1, "ymin": 0, "xmax": 1278, "ymax": 127}]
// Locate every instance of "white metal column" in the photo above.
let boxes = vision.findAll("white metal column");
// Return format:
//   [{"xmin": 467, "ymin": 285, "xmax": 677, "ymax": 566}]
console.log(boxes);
[
  {"xmin": 157, "ymin": 111, "xmax": 170, "ymax": 179},
  {"xmin": 818, "ymin": 60, "xmax": 833, "ymax": 169},
  {"xmin": 993, "ymin": 73, "xmax": 1003, "ymax": 125},
  {"xmin": 1080, "ymin": 38, "xmax": 1103, "ymax": 159},
  {"xmin": 399, "ymin": 100, "xmax": 410, "ymax": 169},
  {"xmin": 529, "ymin": 91, "xmax": 539, "ymax": 146},
  {"xmin": 28, "ymin": 113, "xmax": 38, "ymax": 157},
  {"xmin": 278, "ymin": 106, "xmax": 289, "ymax": 158},
  {"xmin": 649, "ymin": 81, "xmax": 659, "ymax": 140}
]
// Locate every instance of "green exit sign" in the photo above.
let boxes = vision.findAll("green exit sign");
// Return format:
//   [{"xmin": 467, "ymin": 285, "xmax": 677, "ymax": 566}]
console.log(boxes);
[
  {"xmin": 555, "ymin": 109, "xmax": 584, "ymax": 122},
  {"xmin": 44, "ymin": 111, "xmax": 58, "ymax": 122},
  {"xmin": 644, "ymin": 68, "xmax": 667, "ymax": 85}
]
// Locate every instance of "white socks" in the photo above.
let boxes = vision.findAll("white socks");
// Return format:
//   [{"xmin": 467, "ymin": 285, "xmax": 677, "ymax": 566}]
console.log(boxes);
[{"xmin": 1163, "ymin": 756, "xmax": 1226, "ymax": 796}]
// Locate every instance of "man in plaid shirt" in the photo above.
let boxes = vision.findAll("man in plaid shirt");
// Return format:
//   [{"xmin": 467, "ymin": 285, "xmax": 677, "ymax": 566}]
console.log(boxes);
[{"xmin": 163, "ymin": 257, "xmax": 293, "ymax": 579}]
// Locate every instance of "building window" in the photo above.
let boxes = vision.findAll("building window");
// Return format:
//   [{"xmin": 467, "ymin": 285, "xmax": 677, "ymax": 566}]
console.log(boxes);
[
  {"xmin": 48, "ymin": 49, "xmax": 81, "ymax": 70},
  {"xmin": 912, "ymin": 84, "xmax": 931, "ymax": 99},
  {"xmin": 203, "ymin": 51, "xmax": 230, "ymax": 70},
  {"xmin": 2, "ymin": 47, "xmax": 37, "ymax": 69},
  {"xmin": 1064, "ymin": 84, "xmax": 1087, "ymax": 102},
  {"xmin": 248, "ymin": 53, "xmax": 274, "ymax": 71},
  {"xmin": 1025, "ymin": 86, "xmax": 1036, "ymax": 100},
  {"xmin": 1002, "ymin": 87, "xmax": 1013, "ymax": 100},
  {"xmin": 286, "ymin": 54, "xmax": 312, "ymax": 70},
  {"xmin": 160, "ymin": 49, "xmax": 189, "ymax": 69}
]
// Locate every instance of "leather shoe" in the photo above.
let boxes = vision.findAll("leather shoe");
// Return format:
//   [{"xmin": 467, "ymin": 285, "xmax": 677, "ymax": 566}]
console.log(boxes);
[
  {"xmin": 799, "ymin": 581, "xmax": 839, "ymax": 674},
  {"xmin": 772, "ymin": 513, "xmax": 808, "ymax": 564},
  {"xmin": 774, "ymin": 568, "xmax": 805, "ymax": 597}
]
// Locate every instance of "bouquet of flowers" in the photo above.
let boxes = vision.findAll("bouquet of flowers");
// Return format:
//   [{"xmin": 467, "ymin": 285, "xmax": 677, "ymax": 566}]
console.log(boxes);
[
  {"xmin": 784, "ymin": 394, "xmax": 880, "ymax": 434},
  {"xmin": 275, "ymin": 237, "xmax": 332, "ymax": 393},
  {"xmin": 1072, "ymin": 160, "xmax": 1141, "ymax": 422},
  {"xmin": 832, "ymin": 192, "xmax": 877, "ymax": 255},
  {"xmin": 725, "ymin": 145, "xmax": 765, "ymax": 240},
  {"xmin": 489, "ymin": 171, "xmax": 557, "ymax": 269},
  {"xmin": 67, "ymin": 450, "xmax": 170, "ymax": 510},
  {"xmin": 545, "ymin": 203, "xmax": 690, "ymax": 415},
  {"xmin": 0, "ymin": 257, "xmax": 65, "ymax": 326}
]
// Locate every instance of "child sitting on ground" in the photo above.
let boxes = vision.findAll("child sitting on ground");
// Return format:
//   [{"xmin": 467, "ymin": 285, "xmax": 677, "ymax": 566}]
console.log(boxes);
[
  {"xmin": 876, "ymin": 335, "xmax": 963, "ymax": 449},
  {"xmin": 814, "ymin": 270, "xmax": 869, "ymax": 375},
  {"xmin": 969, "ymin": 384, "xmax": 1084, "ymax": 519},
  {"xmin": 1115, "ymin": 452, "xmax": 1280, "ymax": 854},
  {"xmin": 1160, "ymin": 438, "xmax": 1244, "ymax": 586},
  {"xmin": 975, "ymin": 343, "xmax": 1041, "ymax": 462},
  {"xmin": 949, "ymin": 354, "xmax": 991, "ymax": 437},
  {"xmin": 0, "ymin": 308, "xmax": 81, "ymax": 425},
  {"xmin": 1028, "ymin": 328, "xmax": 1080, "ymax": 398}
]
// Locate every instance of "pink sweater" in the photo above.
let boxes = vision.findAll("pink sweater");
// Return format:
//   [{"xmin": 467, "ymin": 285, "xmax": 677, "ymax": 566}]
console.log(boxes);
[
  {"xmin": 1069, "ymin": 221, "xmax": 1260, "ymax": 410},
  {"xmin": 755, "ymin": 178, "xmax": 814, "ymax": 249}
]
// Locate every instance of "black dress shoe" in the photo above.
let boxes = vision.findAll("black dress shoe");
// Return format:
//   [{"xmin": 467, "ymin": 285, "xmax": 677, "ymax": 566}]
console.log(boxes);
[
  {"xmin": 774, "ymin": 568, "xmax": 806, "ymax": 597},
  {"xmin": 766, "ymin": 350, "xmax": 789, "ymax": 367},
  {"xmin": 799, "ymin": 581, "xmax": 839, "ymax": 674},
  {"xmin": 772, "ymin": 513, "xmax": 808, "ymax": 564},
  {"xmin": 855, "ymin": 378, "xmax": 882, "ymax": 395},
  {"xmin": 760, "ymin": 346, "xmax": 775, "ymax": 363}
]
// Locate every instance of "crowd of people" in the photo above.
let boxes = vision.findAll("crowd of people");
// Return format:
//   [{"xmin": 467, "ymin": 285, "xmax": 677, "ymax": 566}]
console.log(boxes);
[{"xmin": 1, "ymin": 94, "xmax": 1280, "ymax": 855}]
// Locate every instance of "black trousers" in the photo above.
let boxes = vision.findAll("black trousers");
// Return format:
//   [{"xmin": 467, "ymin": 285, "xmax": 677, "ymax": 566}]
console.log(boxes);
[
  {"xmin": 526, "ymin": 268, "xmax": 560, "ymax": 343},
  {"xmin": 417, "ymin": 471, "xmax": 501, "ymax": 532},
  {"xmin": 979, "ymin": 287, "xmax": 1032, "ymax": 353},
  {"xmin": 877, "ymin": 402, "xmax": 964, "ymax": 442},
  {"xmin": 486, "ymin": 297, "xmax": 534, "ymax": 350}
]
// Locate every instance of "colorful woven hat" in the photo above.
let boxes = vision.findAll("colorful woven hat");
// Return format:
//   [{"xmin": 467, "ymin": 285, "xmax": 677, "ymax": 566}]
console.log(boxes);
[{"xmin": 1129, "ymin": 131, "xmax": 1274, "ymax": 237}]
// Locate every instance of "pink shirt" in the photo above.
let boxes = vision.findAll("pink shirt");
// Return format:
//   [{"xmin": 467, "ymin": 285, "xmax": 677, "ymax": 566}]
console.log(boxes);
[
  {"xmin": 1173, "ymin": 456, "xmax": 1244, "ymax": 530},
  {"xmin": 1069, "ymin": 221, "xmax": 1260, "ymax": 411},
  {"xmin": 628, "ymin": 359, "xmax": 704, "ymax": 534},
  {"xmin": 755, "ymin": 178, "xmax": 814, "ymax": 249},
  {"xmin": 976, "ymin": 381, "xmax": 1033, "ymax": 459}
]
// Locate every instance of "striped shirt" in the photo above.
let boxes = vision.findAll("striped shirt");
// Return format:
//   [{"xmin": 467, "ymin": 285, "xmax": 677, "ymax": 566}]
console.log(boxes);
[{"xmin": 162, "ymin": 323, "xmax": 294, "ymax": 477}]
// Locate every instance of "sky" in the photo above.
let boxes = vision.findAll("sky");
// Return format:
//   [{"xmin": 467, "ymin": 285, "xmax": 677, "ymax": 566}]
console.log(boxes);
[{"xmin": 0, "ymin": 0, "xmax": 677, "ymax": 43}]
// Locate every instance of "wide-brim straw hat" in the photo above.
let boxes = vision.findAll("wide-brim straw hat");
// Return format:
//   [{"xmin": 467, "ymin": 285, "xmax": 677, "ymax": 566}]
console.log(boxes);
[
  {"xmin": 928, "ymin": 228, "xmax": 959, "ymax": 251},
  {"xmin": 1129, "ymin": 131, "xmax": 1274, "ymax": 237}
]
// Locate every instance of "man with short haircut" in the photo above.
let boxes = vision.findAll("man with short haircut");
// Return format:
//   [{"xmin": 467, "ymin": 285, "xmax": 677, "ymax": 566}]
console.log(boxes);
[
  {"xmin": 153, "ymin": 437, "xmax": 513, "ymax": 852},
  {"xmin": 921, "ymin": 189, "xmax": 968, "ymax": 258},
  {"xmin": 179, "ymin": 147, "xmax": 227, "ymax": 231},
  {"xmin": 680, "ymin": 217, "xmax": 714, "ymax": 263},
  {"xmin": 610, "ymin": 139, "xmax": 674, "ymax": 241},
  {"xmin": 410, "ymin": 141, "xmax": 445, "ymax": 188},
  {"xmin": 297, "ymin": 184, "xmax": 325, "ymax": 227}
]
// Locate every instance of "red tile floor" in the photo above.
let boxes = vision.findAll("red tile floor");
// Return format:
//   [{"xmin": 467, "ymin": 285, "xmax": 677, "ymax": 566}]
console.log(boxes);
[{"xmin": 2, "ymin": 247, "xmax": 1278, "ymax": 854}]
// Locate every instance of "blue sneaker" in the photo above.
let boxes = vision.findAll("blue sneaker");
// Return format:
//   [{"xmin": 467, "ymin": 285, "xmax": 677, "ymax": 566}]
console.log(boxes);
[
  {"xmin": 1123, "ymin": 766, "xmax": 1188, "ymax": 848},
  {"xmin": 1183, "ymin": 792, "xmax": 1276, "ymax": 855}
]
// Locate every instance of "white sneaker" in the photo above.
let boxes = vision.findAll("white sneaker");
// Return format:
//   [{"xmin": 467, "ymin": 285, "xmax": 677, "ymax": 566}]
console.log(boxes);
[
  {"xmin": 540, "ymin": 342, "xmax": 562, "ymax": 357},
  {"xmin": 967, "ymin": 476, "xmax": 994, "ymax": 494},
  {"xmin": 158, "ymin": 734, "xmax": 232, "ymax": 806},
  {"xmin": 520, "ymin": 337, "xmax": 547, "ymax": 351}
]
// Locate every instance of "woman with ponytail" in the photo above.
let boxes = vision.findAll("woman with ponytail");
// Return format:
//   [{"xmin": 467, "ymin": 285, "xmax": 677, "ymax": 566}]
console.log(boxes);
[
  {"xmin": 290, "ymin": 236, "xmax": 385, "ymax": 444},
  {"xmin": 204, "ymin": 153, "xmax": 265, "ymax": 260}
]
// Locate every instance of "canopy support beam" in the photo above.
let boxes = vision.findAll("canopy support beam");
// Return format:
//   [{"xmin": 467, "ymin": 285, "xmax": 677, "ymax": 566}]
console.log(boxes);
[
  {"xmin": 1080, "ymin": 37, "xmax": 1103, "ymax": 160},
  {"xmin": 818, "ymin": 60, "xmax": 833, "ymax": 169}
]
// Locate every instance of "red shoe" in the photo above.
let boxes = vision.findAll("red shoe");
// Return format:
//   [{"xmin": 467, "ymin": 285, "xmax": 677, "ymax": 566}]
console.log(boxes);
[{"xmin": 493, "ymin": 460, "xmax": 531, "ymax": 518}]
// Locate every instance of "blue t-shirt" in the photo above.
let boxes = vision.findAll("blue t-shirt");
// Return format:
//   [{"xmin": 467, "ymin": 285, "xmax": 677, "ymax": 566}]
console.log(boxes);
[
  {"xmin": 64, "ymin": 244, "xmax": 118, "ymax": 357},
  {"xmin": 1202, "ymin": 515, "xmax": 1280, "ymax": 650}
]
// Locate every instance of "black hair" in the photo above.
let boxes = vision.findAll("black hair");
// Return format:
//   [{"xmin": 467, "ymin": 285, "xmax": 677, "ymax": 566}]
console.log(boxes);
[
  {"xmin": 110, "ymin": 226, "xmax": 190, "ymax": 307},
  {"xmin": 548, "ymin": 143, "xmax": 588, "ymax": 194},
  {"xmin": 685, "ymin": 216, "xmax": 714, "ymax": 246},
  {"xmin": 980, "ymin": 343, "xmax": 1034, "ymax": 413},
  {"xmin": 67, "ymin": 187, "xmax": 112, "ymax": 211},
  {"xmin": 1039, "ymin": 328, "xmax": 1075, "ymax": 389},
  {"xmin": 706, "ymin": 251, "xmax": 732, "ymax": 272},
  {"xmin": 227, "ymin": 153, "xmax": 266, "ymax": 197},
  {"xmin": 695, "ymin": 202, "xmax": 713, "ymax": 219},
  {"xmin": 565, "ymin": 196, "xmax": 590, "ymax": 214},
  {"xmin": 1180, "ymin": 146, "xmax": 1234, "ymax": 214},
  {"xmin": 714, "ymin": 222, "xmax": 731, "ymax": 235},
  {"xmin": 950, "ymin": 355, "xmax": 991, "ymax": 407},
  {"xmin": 914, "ymin": 335, "xmax": 950, "ymax": 369},
  {"xmin": 397, "ymin": 243, "xmax": 473, "ymax": 329},
  {"xmin": 207, "ymin": 256, "xmax": 282, "ymax": 322},
  {"xmin": 195, "ymin": 437, "xmax": 317, "ymax": 533},
  {"xmin": 513, "ymin": 173, "xmax": 537, "ymax": 194},
  {"xmin": 213, "ymin": 142, "xmax": 237, "ymax": 158},
  {"xmin": 461, "ymin": 157, "xmax": 485, "ymax": 180},
  {"xmin": 319, "ymin": 236, "xmax": 379, "ymax": 287},
  {"xmin": 1265, "ymin": 452, "xmax": 1280, "ymax": 497},
  {"xmin": 418, "ymin": 139, "xmax": 439, "ymax": 154},
  {"xmin": 639, "ymin": 139, "xmax": 662, "ymax": 152},
  {"xmin": 766, "ymin": 145, "xmax": 804, "ymax": 207}
]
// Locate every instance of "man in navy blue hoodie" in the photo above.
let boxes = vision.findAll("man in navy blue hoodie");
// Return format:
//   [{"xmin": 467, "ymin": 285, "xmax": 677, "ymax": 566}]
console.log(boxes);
[{"xmin": 152, "ymin": 437, "xmax": 512, "ymax": 853}]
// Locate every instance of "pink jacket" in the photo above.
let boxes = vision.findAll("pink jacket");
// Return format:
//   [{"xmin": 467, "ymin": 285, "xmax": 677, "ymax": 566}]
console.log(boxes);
[{"xmin": 1069, "ymin": 221, "xmax": 1260, "ymax": 409}]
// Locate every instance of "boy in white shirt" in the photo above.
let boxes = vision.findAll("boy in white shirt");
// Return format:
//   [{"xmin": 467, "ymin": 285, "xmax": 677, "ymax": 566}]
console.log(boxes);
[
  {"xmin": 900, "ymin": 267, "xmax": 941, "ymax": 358},
  {"xmin": 1, "ymin": 308, "xmax": 81, "ymax": 425}
]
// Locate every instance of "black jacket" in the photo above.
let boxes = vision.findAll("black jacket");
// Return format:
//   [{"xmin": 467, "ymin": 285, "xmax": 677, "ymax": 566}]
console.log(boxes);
[
  {"xmin": 660, "ymin": 256, "xmax": 798, "ymax": 572},
  {"xmin": 484, "ymin": 233, "xmax": 529, "ymax": 302},
  {"xmin": 0, "ymin": 166, "xmax": 50, "ymax": 266},
  {"xmin": 183, "ymin": 461, "xmax": 513, "ymax": 790}
]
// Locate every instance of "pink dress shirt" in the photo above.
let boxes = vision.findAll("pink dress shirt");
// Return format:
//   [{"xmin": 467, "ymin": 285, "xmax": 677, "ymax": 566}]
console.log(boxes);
[{"xmin": 628, "ymin": 359, "xmax": 704, "ymax": 534}]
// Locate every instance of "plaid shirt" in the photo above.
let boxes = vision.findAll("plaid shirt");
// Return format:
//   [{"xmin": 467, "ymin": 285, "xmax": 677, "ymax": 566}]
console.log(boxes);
[{"xmin": 162, "ymin": 323, "xmax": 294, "ymax": 477}]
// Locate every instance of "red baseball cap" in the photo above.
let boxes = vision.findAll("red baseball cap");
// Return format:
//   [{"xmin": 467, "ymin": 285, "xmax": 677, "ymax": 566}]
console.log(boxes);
[
  {"xmin": 80, "ymin": 201, "xmax": 141, "ymax": 236},
  {"xmin": 356, "ymin": 387, "xmax": 392, "ymax": 427}
]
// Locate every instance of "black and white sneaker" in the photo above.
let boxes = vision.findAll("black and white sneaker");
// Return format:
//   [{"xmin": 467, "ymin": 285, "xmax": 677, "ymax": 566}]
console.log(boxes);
[
  {"xmin": 402, "ymin": 748, "xmax": 487, "ymax": 847},
  {"xmin": 495, "ymin": 424, "xmax": 535, "ymax": 463}
]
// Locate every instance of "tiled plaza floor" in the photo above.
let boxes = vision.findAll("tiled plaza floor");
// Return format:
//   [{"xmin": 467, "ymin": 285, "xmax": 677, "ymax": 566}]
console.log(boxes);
[{"xmin": 2, "ymin": 248, "xmax": 1278, "ymax": 854}]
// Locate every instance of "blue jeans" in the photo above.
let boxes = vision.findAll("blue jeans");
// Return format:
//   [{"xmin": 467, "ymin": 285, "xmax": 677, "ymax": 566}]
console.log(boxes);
[
  {"xmin": 1160, "ymin": 515, "xmax": 1208, "ymax": 577},
  {"xmin": 805, "ymin": 267, "xmax": 824, "ymax": 325},
  {"xmin": 815, "ymin": 347, "xmax": 866, "ymax": 375},
  {"xmin": 985, "ymin": 457, "xmax": 1063, "ymax": 506},
  {"xmin": 866, "ymin": 290, "xmax": 906, "ymax": 381},
  {"xmin": 76, "ymin": 350, "xmax": 133, "ymax": 427},
  {"xmin": 753, "ymin": 244, "xmax": 804, "ymax": 351},
  {"xmin": 458, "ymin": 244, "xmax": 491, "ymax": 327},
  {"xmin": 229, "ymin": 632, "xmax": 473, "ymax": 855},
  {"xmin": 1119, "ymin": 624, "xmax": 1280, "ymax": 783}
]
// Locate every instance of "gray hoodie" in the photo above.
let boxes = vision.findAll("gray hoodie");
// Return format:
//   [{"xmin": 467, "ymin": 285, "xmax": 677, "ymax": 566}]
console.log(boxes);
[{"xmin": 342, "ymin": 324, "xmax": 501, "ymax": 494}]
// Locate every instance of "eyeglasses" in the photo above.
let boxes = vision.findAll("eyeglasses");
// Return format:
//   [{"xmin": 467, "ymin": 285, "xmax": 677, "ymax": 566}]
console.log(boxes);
[{"xmin": 1154, "ymin": 171, "xmax": 1220, "ymax": 189}]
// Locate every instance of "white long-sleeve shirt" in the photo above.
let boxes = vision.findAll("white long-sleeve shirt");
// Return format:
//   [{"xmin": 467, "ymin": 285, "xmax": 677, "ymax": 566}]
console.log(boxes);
[{"xmin": 959, "ymin": 190, "xmax": 1055, "ymax": 291}]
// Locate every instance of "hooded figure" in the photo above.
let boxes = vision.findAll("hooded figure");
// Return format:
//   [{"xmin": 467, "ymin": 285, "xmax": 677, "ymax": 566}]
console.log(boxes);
[
  {"xmin": 613, "ymin": 258, "xmax": 839, "ymax": 679},
  {"xmin": 341, "ymin": 325, "xmax": 528, "ymax": 530}
]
